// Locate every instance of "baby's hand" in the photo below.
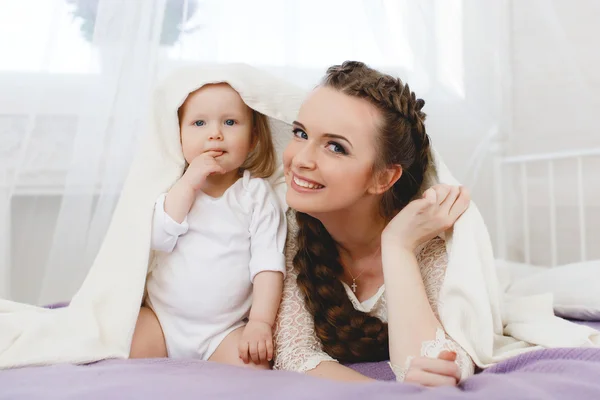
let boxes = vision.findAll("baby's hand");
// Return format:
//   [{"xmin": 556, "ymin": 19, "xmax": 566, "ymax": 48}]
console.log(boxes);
[
  {"xmin": 180, "ymin": 151, "xmax": 226, "ymax": 191},
  {"xmin": 238, "ymin": 320, "xmax": 273, "ymax": 365}
]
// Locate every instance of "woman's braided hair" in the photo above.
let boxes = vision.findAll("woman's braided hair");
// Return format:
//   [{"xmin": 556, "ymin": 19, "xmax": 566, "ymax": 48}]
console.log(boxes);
[{"xmin": 293, "ymin": 61, "xmax": 432, "ymax": 362}]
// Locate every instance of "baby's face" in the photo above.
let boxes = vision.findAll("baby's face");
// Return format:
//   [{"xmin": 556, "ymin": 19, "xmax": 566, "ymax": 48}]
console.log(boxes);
[{"xmin": 179, "ymin": 83, "xmax": 254, "ymax": 172}]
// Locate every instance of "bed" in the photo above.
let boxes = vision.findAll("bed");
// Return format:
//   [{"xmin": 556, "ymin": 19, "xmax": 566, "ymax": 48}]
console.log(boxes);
[
  {"xmin": 1, "ymin": 148, "xmax": 599, "ymax": 399},
  {"xmin": 2, "ymin": 336, "xmax": 600, "ymax": 399}
]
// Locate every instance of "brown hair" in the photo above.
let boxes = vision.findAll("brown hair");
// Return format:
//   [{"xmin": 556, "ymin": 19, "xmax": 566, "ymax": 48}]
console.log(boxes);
[
  {"xmin": 178, "ymin": 86, "xmax": 276, "ymax": 179},
  {"xmin": 293, "ymin": 61, "xmax": 432, "ymax": 362},
  {"xmin": 240, "ymin": 110, "xmax": 276, "ymax": 178}
]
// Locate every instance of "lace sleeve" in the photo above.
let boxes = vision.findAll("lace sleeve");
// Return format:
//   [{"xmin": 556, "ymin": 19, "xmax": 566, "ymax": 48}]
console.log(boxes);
[
  {"xmin": 390, "ymin": 237, "xmax": 475, "ymax": 382},
  {"xmin": 273, "ymin": 212, "xmax": 337, "ymax": 372}
]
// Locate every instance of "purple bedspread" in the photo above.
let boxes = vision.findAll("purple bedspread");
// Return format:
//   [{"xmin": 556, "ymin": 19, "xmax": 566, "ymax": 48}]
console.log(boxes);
[
  {"xmin": 2, "ymin": 319, "xmax": 599, "ymax": 399},
  {"xmin": 2, "ymin": 347, "xmax": 600, "ymax": 399}
]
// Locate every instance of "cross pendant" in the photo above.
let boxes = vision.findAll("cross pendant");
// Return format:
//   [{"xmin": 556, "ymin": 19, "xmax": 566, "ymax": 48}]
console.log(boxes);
[{"xmin": 351, "ymin": 280, "xmax": 357, "ymax": 293}]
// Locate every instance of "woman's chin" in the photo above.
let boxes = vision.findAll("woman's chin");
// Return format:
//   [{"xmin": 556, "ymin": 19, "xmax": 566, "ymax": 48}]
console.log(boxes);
[
  {"xmin": 286, "ymin": 191, "xmax": 340, "ymax": 216},
  {"xmin": 286, "ymin": 190, "xmax": 320, "ymax": 212}
]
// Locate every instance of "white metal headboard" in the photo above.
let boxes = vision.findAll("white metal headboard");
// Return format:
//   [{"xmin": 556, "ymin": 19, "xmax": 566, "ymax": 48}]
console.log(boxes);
[{"xmin": 494, "ymin": 147, "xmax": 600, "ymax": 266}]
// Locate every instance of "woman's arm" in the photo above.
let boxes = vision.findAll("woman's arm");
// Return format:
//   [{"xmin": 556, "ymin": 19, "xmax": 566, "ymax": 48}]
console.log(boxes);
[
  {"xmin": 272, "ymin": 261, "xmax": 363, "ymax": 376},
  {"xmin": 306, "ymin": 362, "xmax": 373, "ymax": 382},
  {"xmin": 381, "ymin": 236, "xmax": 444, "ymax": 374},
  {"xmin": 381, "ymin": 185, "xmax": 474, "ymax": 383},
  {"xmin": 273, "ymin": 215, "xmax": 371, "ymax": 382},
  {"xmin": 274, "ymin": 275, "xmax": 372, "ymax": 382}
]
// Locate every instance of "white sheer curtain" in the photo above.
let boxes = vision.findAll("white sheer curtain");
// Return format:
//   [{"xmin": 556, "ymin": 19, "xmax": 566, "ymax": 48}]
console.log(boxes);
[{"xmin": 1, "ymin": 0, "xmax": 596, "ymax": 305}]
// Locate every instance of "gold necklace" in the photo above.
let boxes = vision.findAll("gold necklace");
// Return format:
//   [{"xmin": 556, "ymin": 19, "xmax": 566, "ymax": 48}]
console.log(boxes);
[
  {"xmin": 342, "ymin": 244, "xmax": 381, "ymax": 293},
  {"xmin": 348, "ymin": 268, "xmax": 368, "ymax": 293}
]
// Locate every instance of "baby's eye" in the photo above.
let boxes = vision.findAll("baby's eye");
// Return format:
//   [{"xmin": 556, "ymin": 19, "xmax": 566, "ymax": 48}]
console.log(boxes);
[
  {"xmin": 194, "ymin": 120, "xmax": 205, "ymax": 127},
  {"xmin": 225, "ymin": 119, "xmax": 236, "ymax": 126},
  {"xmin": 292, "ymin": 128, "xmax": 308, "ymax": 140}
]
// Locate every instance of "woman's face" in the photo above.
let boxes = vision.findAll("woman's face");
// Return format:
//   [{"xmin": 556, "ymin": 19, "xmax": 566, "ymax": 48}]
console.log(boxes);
[{"xmin": 283, "ymin": 86, "xmax": 383, "ymax": 215}]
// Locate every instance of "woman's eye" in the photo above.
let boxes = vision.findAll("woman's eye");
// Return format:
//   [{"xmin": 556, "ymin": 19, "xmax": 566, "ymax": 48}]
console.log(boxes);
[
  {"xmin": 326, "ymin": 142, "xmax": 347, "ymax": 155},
  {"xmin": 292, "ymin": 128, "xmax": 308, "ymax": 140},
  {"xmin": 194, "ymin": 120, "xmax": 205, "ymax": 127},
  {"xmin": 225, "ymin": 119, "xmax": 235, "ymax": 126}
]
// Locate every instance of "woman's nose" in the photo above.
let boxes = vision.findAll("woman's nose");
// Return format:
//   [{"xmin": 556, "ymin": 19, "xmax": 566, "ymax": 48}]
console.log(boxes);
[{"xmin": 293, "ymin": 144, "xmax": 317, "ymax": 170}]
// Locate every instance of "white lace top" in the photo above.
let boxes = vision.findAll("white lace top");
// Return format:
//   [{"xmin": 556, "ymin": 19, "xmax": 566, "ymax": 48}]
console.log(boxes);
[{"xmin": 273, "ymin": 213, "xmax": 475, "ymax": 382}]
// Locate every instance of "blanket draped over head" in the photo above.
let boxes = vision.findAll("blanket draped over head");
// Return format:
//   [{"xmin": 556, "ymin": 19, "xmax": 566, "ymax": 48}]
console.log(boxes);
[{"xmin": 0, "ymin": 63, "xmax": 597, "ymax": 370}]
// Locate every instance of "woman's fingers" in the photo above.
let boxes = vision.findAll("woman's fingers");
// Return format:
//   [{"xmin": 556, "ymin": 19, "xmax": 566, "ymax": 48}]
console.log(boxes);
[
  {"xmin": 407, "ymin": 192, "xmax": 435, "ymax": 215},
  {"xmin": 410, "ymin": 354, "xmax": 461, "ymax": 380},
  {"xmin": 420, "ymin": 188, "xmax": 437, "ymax": 205},
  {"xmin": 405, "ymin": 368, "xmax": 458, "ymax": 387},
  {"xmin": 439, "ymin": 185, "xmax": 460, "ymax": 209},
  {"xmin": 432, "ymin": 185, "xmax": 451, "ymax": 205},
  {"xmin": 426, "ymin": 185, "xmax": 470, "ymax": 224},
  {"xmin": 448, "ymin": 187, "xmax": 470, "ymax": 220},
  {"xmin": 438, "ymin": 350, "xmax": 457, "ymax": 362}
]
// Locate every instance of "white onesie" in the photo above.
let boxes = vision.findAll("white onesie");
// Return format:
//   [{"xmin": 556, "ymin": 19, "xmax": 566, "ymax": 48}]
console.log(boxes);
[{"xmin": 146, "ymin": 170, "xmax": 286, "ymax": 360}]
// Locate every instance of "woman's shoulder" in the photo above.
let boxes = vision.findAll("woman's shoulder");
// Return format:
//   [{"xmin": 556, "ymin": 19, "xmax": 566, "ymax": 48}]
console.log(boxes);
[
  {"xmin": 286, "ymin": 208, "xmax": 299, "ymax": 232},
  {"xmin": 283, "ymin": 209, "xmax": 300, "ymax": 274}
]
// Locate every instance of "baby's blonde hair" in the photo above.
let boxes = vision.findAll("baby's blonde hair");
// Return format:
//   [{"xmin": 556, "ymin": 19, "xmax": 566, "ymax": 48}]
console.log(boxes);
[{"xmin": 241, "ymin": 110, "xmax": 276, "ymax": 178}]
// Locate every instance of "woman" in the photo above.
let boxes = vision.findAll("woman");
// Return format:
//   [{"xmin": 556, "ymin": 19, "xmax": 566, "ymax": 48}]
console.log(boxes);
[{"xmin": 273, "ymin": 61, "xmax": 474, "ymax": 387}]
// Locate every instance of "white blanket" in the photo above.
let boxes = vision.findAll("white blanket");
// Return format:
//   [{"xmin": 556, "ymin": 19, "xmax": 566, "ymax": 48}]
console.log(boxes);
[
  {"xmin": 0, "ymin": 64, "xmax": 304, "ymax": 368},
  {"xmin": 0, "ymin": 63, "xmax": 598, "ymax": 370}
]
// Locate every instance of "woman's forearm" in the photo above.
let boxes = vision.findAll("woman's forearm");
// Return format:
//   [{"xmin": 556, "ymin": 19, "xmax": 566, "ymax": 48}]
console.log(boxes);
[
  {"xmin": 381, "ymin": 236, "xmax": 443, "ymax": 369},
  {"xmin": 306, "ymin": 361, "xmax": 373, "ymax": 382}
]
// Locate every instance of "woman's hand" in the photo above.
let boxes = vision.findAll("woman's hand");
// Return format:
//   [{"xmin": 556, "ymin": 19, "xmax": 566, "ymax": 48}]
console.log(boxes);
[
  {"xmin": 382, "ymin": 184, "xmax": 470, "ymax": 251},
  {"xmin": 404, "ymin": 351, "xmax": 461, "ymax": 387}
]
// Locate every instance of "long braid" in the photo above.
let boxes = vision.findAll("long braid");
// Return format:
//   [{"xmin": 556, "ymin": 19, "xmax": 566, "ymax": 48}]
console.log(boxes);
[
  {"xmin": 293, "ymin": 61, "xmax": 432, "ymax": 362},
  {"xmin": 294, "ymin": 212, "xmax": 389, "ymax": 362}
]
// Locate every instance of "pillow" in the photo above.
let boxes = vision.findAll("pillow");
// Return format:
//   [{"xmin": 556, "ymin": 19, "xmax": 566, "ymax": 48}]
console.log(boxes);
[
  {"xmin": 495, "ymin": 259, "xmax": 546, "ymax": 292},
  {"xmin": 506, "ymin": 260, "xmax": 600, "ymax": 321}
]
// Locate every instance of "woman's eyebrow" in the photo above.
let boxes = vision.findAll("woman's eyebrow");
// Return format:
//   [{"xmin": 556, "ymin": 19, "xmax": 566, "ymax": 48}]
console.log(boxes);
[
  {"xmin": 293, "ymin": 121, "xmax": 353, "ymax": 148},
  {"xmin": 323, "ymin": 133, "xmax": 353, "ymax": 149}
]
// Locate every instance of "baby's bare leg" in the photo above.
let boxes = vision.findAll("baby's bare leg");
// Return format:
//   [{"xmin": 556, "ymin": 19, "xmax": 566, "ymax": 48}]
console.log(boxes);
[
  {"xmin": 208, "ymin": 326, "xmax": 270, "ymax": 370},
  {"xmin": 129, "ymin": 306, "xmax": 168, "ymax": 358}
]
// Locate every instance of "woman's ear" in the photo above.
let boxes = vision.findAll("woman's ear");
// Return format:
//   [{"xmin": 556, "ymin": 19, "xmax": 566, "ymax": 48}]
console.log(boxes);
[{"xmin": 367, "ymin": 165, "xmax": 403, "ymax": 195}]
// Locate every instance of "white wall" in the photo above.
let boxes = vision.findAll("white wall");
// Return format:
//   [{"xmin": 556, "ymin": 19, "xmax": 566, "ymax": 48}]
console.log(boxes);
[
  {"xmin": 4, "ymin": 0, "xmax": 600, "ymax": 303},
  {"xmin": 503, "ymin": 0, "xmax": 600, "ymax": 265},
  {"xmin": 510, "ymin": 0, "xmax": 600, "ymax": 155}
]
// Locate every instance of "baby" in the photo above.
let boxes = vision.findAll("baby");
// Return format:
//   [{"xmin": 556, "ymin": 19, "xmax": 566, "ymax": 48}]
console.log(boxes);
[{"xmin": 131, "ymin": 82, "xmax": 286, "ymax": 369}]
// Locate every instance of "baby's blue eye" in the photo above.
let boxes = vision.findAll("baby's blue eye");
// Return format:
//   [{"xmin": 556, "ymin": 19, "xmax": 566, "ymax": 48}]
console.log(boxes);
[
  {"xmin": 225, "ymin": 119, "xmax": 235, "ymax": 126},
  {"xmin": 293, "ymin": 128, "xmax": 308, "ymax": 140},
  {"xmin": 194, "ymin": 120, "xmax": 205, "ymax": 127}
]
